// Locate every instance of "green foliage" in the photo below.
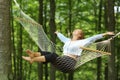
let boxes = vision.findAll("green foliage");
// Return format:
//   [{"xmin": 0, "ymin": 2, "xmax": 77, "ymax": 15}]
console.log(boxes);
[{"xmin": 12, "ymin": 0, "xmax": 120, "ymax": 80}]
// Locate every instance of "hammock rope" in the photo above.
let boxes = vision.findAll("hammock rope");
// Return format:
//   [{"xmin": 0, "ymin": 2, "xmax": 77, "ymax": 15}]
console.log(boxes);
[
  {"xmin": 13, "ymin": 0, "xmax": 120, "ymax": 72},
  {"xmin": 13, "ymin": 0, "xmax": 56, "ymax": 53},
  {"xmin": 75, "ymin": 40, "xmax": 111, "ymax": 68},
  {"xmin": 80, "ymin": 46, "xmax": 111, "ymax": 55}
]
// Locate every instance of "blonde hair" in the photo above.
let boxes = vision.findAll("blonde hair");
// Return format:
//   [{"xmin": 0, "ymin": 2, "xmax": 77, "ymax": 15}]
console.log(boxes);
[
  {"xmin": 78, "ymin": 29, "xmax": 84, "ymax": 39},
  {"xmin": 74, "ymin": 29, "xmax": 84, "ymax": 39}
]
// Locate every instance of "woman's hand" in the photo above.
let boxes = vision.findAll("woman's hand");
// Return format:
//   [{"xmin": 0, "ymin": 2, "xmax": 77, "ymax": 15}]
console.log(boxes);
[
  {"xmin": 54, "ymin": 31, "xmax": 59, "ymax": 34},
  {"xmin": 103, "ymin": 32, "xmax": 115, "ymax": 36}
]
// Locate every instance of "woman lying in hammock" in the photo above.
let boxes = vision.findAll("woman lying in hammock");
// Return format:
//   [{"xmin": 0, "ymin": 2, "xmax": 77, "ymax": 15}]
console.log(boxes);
[{"xmin": 22, "ymin": 29, "xmax": 114, "ymax": 73}]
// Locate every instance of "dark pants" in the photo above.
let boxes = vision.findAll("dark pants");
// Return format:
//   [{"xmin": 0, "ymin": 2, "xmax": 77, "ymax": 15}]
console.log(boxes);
[
  {"xmin": 40, "ymin": 51, "xmax": 76, "ymax": 73},
  {"xmin": 40, "ymin": 51, "xmax": 58, "ymax": 63}
]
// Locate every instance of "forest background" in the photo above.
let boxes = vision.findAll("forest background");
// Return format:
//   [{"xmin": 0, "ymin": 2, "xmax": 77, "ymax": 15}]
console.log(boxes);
[{"xmin": 0, "ymin": 0, "xmax": 120, "ymax": 80}]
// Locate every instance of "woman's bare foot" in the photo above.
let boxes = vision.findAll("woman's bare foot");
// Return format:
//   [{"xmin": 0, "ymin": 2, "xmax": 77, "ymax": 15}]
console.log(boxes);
[
  {"xmin": 22, "ymin": 56, "xmax": 31, "ymax": 61},
  {"xmin": 26, "ymin": 49, "xmax": 34, "ymax": 58},
  {"xmin": 22, "ymin": 56, "xmax": 34, "ymax": 64}
]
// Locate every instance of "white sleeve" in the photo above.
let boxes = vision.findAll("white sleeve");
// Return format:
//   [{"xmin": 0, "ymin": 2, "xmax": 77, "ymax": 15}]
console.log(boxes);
[
  {"xmin": 86, "ymin": 34, "xmax": 103, "ymax": 42},
  {"xmin": 57, "ymin": 33, "xmax": 70, "ymax": 43}
]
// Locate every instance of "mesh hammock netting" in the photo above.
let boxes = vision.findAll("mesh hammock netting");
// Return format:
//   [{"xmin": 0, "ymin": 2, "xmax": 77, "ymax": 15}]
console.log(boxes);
[{"xmin": 13, "ymin": 0, "xmax": 120, "ymax": 73}]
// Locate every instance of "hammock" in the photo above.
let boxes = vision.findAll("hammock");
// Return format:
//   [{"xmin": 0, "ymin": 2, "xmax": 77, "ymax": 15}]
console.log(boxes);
[{"xmin": 13, "ymin": 0, "xmax": 120, "ymax": 72}]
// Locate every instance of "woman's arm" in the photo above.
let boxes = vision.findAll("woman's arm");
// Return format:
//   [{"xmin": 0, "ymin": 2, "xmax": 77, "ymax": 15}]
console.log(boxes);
[
  {"xmin": 55, "ymin": 31, "xmax": 70, "ymax": 43},
  {"xmin": 102, "ymin": 32, "xmax": 114, "ymax": 37},
  {"xmin": 86, "ymin": 32, "xmax": 114, "ymax": 42}
]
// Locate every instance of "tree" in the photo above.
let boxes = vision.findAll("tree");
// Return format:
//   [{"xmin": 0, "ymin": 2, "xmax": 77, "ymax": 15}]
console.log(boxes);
[
  {"xmin": 68, "ymin": 0, "xmax": 74, "ymax": 80},
  {"xmin": 105, "ymin": 0, "xmax": 116, "ymax": 80},
  {"xmin": 38, "ymin": 0, "xmax": 44, "ymax": 80},
  {"xmin": 49, "ymin": 0, "xmax": 56, "ymax": 80},
  {"xmin": 97, "ymin": 0, "xmax": 103, "ymax": 80},
  {"xmin": 0, "ymin": 0, "xmax": 12, "ymax": 79}
]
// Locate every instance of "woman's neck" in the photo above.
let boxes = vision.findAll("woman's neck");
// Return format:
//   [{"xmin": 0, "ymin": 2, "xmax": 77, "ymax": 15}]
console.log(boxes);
[{"xmin": 71, "ymin": 36, "xmax": 80, "ymax": 41}]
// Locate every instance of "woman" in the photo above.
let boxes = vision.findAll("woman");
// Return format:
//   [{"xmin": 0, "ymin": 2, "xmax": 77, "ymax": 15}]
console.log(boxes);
[{"xmin": 22, "ymin": 29, "xmax": 114, "ymax": 73}]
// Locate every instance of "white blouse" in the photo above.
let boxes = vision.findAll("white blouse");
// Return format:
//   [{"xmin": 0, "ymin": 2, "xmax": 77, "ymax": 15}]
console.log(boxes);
[{"xmin": 57, "ymin": 32, "xmax": 103, "ymax": 56}]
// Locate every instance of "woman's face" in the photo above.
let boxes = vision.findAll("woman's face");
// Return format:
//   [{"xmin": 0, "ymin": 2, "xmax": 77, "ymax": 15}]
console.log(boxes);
[{"xmin": 72, "ymin": 29, "xmax": 84, "ymax": 39}]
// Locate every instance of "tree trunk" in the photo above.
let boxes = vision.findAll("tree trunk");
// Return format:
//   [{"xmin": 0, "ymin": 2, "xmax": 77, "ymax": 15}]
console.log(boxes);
[
  {"xmin": 105, "ymin": 0, "xmax": 116, "ymax": 80},
  {"xmin": 104, "ymin": 1, "xmax": 108, "ymax": 80},
  {"xmin": 115, "ymin": 2, "xmax": 120, "ymax": 80},
  {"xmin": 68, "ymin": 0, "xmax": 72, "ymax": 35},
  {"xmin": 68, "ymin": 72, "xmax": 74, "ymax": 80},
  {"xmin": 97, "ymin": 0, "xmax": 102, "ymax": 31},
  {"xmin": 38, "ymin": 64, "xmax": 43, "ymax": 80},
  {"xmin": 17, "ymin": 3, "xmax": 23, "ymax": 77},
  {"xmin": 116, "ymin": 47, "xmax": 120, "ymax": 80},
  {"xmin": 49, "ymin": 0, "xmax": 56, "ymax": 80},
  {"xmin": 43, "ymin": 0, "xmax": 49, "ymax": 80},
  {"xmin": 0, "ymin": 0, "xmax": 12, "ymax": 79},
  {"xmin": 97, "ymin": 0, "xmax": 103, "ymax": 80},
  {"xmin": 104, "ymin": 0, "xmax": 108, "ymax": 30},
  {"xmin": 68, "ymin": 0, "xmax": 74, "ymax": 80},
  {"xmin": 11, "ymin": 1, "xmax": 17, "ymax": 79},
  {"xmin": 38, "ymin": 0, "xmax": 43, "ymax": 80},
  {"xmin": 18, "ymin": 23, "xmax": 23, "ymax": 80},
  {"xmin": 97, "ymin": 58, "xmax": 102, "ymax": 80},
  {"xmin": 93, "ymin": 0, "xmax": 98, "ymax": 31}
]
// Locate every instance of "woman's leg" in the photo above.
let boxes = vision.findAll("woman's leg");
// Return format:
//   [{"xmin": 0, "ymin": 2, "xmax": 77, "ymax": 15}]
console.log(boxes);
[
  {"xmin": 23, "ymin": 49, "xmax": 58, "ymax": 63},
  {"xmin": 26, "ymin": 49, "xmax": 53, "ymax": 58},
  {"xmin": 31, "ymin": 56, "xmax": 46, "ymax": 63},
  {"xmin": 22, "ymin": 55, "xmax": 46, "ymax": 64},
  {"xmin": 26, "ymin": 49, "xmax": 41, "ymax": 58}
]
